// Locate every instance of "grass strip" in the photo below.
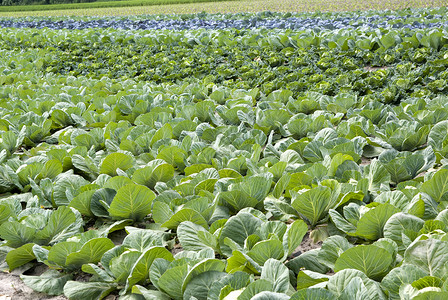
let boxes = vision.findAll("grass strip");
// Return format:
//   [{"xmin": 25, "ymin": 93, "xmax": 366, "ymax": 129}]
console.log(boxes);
[
  {"xmin": 0, "ymin": 0, "xmax": 239, "ymax": 12},
  {"xmin": 0, "ymin": 0, "xmax": 446, "ymax": 16}
]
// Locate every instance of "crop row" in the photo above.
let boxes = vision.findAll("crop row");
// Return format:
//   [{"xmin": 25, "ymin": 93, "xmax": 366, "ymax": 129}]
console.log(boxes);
[
  {"xmin": 0, "ymin": 0, "xmax": 241, "ymax": 13},
  {"xmin": 2, "ymin": 27, "xmax": 447, "ymax": 96},
  {"xmin": 1, "ymin": 0, "xmax": 447, "ymax": 17},
  {"xmin": 0, "ymin": 9, "xmax": 448, "ymax": 30},
  {"xmin": 1, "ymin": 13, "xmax": 448, "ymax": 300}
]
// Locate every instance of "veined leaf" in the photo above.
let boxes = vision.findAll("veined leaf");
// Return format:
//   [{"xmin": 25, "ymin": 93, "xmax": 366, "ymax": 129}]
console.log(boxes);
[
  {"xmin": 100, "ymin": 152, "xmax": 134, "ymax": 176},
  {"xmin": 421, "ymin": 169, "xmax": 448, "ymax": 203},
  {"xmin": 63, "ymin": 281, "xmax": 116, "ymax": 300},
  {"xmin": 108, "ymin": 184, "xmax": 155, "ymax": 221},
  {"xmin": 124, "ymin": 246, "xmax": 174, "ymax": 292},
  {"xmin": 334, "ymin": 245, "xmax": 394, "ymax": 280},
  {"xmin": 21, "ymin": 269, "xmax": 71, "ymax": 296},
  {"xmin": 65, "ymin": 238, "xmax": 115, "ymax": 268},
  {"xmin": 291, "ymin": 186, "xmax": 332, "ymax": 226},
  {"xmin": 6, "ymin": 243, "xmax": 36, "ymax": 270},
  {"xmin": 260, "ymin": 258, "xmax": 289, "ymax": 293},
  {"xmin": 404, "ymin": 238, "xmax": 448, "ymax": 278}
]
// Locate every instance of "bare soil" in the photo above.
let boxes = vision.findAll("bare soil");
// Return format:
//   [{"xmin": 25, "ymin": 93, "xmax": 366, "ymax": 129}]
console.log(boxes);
[
  {"xmin": 290, "ymin": 232, "xmax": 322, "ymax": 258},
  {"xmin": 360, "ymin": 156, "xmax": 372, "ymax": 166},
  {"xmin": 171, "ymin": 243, "xmax": 183, "ymax": 256},
  {"xmin": 298, "ymin": 233, "xmax": 322, "ymax": 252}
]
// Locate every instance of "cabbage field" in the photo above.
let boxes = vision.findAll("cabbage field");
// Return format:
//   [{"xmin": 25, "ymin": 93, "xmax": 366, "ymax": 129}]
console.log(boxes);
[{"xmin": 2, "ymin": 6, "xmax": 448, "ymax": 300}]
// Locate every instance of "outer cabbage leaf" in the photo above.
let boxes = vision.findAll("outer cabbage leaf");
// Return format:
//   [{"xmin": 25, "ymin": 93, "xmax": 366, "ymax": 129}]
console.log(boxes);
[
  {"xmin": 334, "ymin": 245, "xmax": 394, "ymax": 280},
  {"xmin": 108, "ymin": 184, "xmax": 155, "ymax": 221},
  {"xmin": 404, "ymin": 238, "xmax": 448, "ymax": 278}
]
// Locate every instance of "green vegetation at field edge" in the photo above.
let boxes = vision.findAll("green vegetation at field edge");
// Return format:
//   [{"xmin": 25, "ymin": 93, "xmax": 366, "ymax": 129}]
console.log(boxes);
[
  {"xmin": 0, "ymin": 0, "xmax": 238, "ymax": 12},
  {"xmin": 0, "ymin": 0, "xmax": 447, "ymax": 16}
]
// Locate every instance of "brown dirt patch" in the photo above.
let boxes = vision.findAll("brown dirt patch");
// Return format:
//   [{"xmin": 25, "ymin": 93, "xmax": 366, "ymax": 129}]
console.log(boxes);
[
  {"xmin": 171, "ymin": 243, "xmax": 183, "ymax": 256},
  {"xmin": 360, "ymin": 156, "xmax": 371, "ymax": 166},
  {"xmin": 290, "ymin": 233, "xmax": 322, "ymax": 258}
]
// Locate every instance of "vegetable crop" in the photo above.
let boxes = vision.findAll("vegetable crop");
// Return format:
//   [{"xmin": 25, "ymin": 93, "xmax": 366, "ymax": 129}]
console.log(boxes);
[
  {"xmin": 1, "ymin": 9, "xmax": 448, "ymax": 30},
  {"xmin": 1, "ymin": 8, "xmax": 448, "ymax": 300}
]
